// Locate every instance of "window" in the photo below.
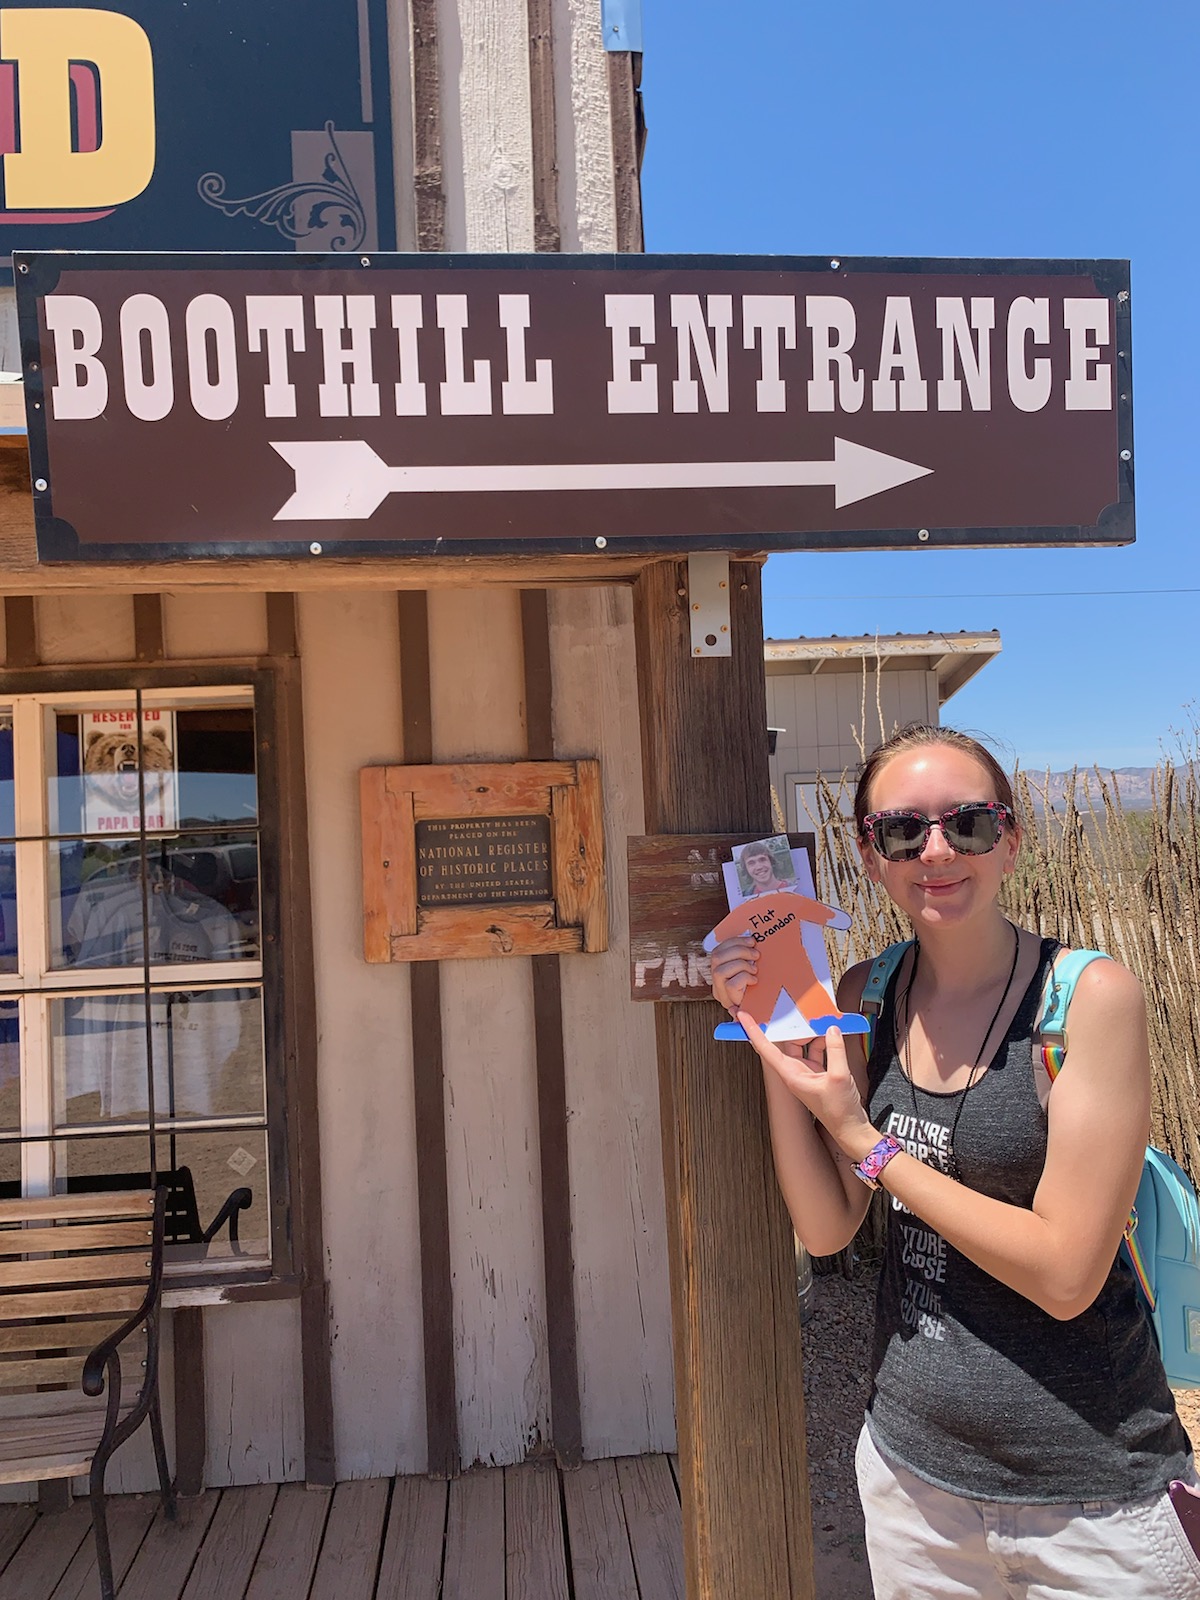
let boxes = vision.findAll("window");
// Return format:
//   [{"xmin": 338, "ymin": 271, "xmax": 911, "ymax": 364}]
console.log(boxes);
[{"xmin": 0, "ymin": 683, "xmax": 282, "ymax": 1282}]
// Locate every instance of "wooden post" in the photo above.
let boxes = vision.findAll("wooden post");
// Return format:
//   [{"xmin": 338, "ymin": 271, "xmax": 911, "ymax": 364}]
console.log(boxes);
[{"xmin": 632, "ymin": 557, "xmax": 815, "ymax": 1600}]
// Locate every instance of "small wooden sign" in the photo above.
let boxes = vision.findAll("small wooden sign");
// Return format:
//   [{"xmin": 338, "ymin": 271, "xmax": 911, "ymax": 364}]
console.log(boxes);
[
  {"xmin": 361, "ymin": 760, "xmax": 606, "ymax": 962},
  {"xmin": 627, "ymin": 832, "xmax": 815, "ymax": 1001}
]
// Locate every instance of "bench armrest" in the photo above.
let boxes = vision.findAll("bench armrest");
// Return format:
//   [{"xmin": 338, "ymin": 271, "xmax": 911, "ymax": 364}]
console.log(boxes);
[
  {"xmin": 82, "ymin": 1187, "xmax": 168, "ymax": 1398},
  {"xmin": 201, "ymin": 1187, "xmax": 253, "ymax": 1250}
]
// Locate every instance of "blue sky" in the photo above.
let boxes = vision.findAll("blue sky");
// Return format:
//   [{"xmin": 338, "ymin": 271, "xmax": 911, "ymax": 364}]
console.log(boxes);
[{"xmin": 639, "ymin": 1, "xmax": 1198, "ymax": 769}]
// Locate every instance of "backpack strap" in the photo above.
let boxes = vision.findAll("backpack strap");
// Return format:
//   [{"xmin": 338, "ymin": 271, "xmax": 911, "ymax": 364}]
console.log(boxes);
[
  {"xmin": 1037, "ymin": 948, "xmax": 1109, "ymax": 1076},
  {"xmin": 1035, "ymin": 948, "xmax": 1154, "ymax": 1304},
  {"xmin": 859, "ymin": 940, "xmax": 913, "ymax": 1054}
]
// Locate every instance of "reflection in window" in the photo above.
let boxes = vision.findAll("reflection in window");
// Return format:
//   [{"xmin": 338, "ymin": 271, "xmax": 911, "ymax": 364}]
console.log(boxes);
[
  {"xmin": 50, "ymin": 836, "xmax": 259, "ymax": 970},
  {"xmin": 0, "ymin": 847, "xmax": 14, "ymax": 974},
  {"xmin": 53, "ymin": 989, "xmax": 263, "ymax": 1125},
  {"xmin": 47, "ymin": 704, "xmax": 257, "ymax": 838},
  {"xmin": 0, "ymin": 1003, "xmax": 17, "ymax": 1132},
  {"xmin": 0, "ymin": 712, "xmax": 13, "ymax": 839},
  {"xmin": 52, "ymin": 1130, "xmax": 269, "ymax": 1266}
]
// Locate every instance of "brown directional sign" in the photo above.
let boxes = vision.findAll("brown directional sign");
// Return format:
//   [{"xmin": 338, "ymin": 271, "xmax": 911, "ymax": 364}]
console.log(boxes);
[{"xmin": 16, "ymin": 251, "xmax": 1132, "ymax": 562}]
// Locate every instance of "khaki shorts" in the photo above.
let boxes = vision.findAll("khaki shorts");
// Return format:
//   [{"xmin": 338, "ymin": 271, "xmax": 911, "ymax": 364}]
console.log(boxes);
[{"xmin": 856, "ymin": 1422, "xmax": 1200, "ymax": 1599}]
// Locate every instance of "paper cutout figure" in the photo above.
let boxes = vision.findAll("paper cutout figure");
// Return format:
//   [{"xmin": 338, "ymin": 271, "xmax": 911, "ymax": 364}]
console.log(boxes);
[{"xmin": 704, "ymin": 889, "xmax": 870, "ymax": 1044}]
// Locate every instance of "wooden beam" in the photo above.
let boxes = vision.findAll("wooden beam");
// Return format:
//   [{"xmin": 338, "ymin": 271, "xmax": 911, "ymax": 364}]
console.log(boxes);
[
  {"xmin": 397, "ymin": 589, "xmax": 458, "ymax": 1479},
  {"xmin": 266, "ymin": 593, "xmax": 299, "ymax": 658},
  {"xmin": 274, "ymin": 656, "xmax": 336, "ymax": 1484},
  {"xmin": 410, "ymin": 0, "xmax": 446, "ymax": 252},
  {"xmin": 172, "ymin": 1307, "xmax": 207, "ymax": 1495},
  {"xmin": 607, "ymin": 52, "xmax": 644, "ymax": 253},
  {"xmin": 132, "ymin": 593, "xmax": 164, "ymax": 663},
  {"xmin": 527, "ymin": 0, "xmax": 561, "ymax": 252},
  {"xmin": 631, "ymin": 558, "xmax": 815, "ymax": 1600},
  {"xmin": 3, "ymin": 596, "xmax": 36, "ymax": 668},
  {"xmin": 520, "ymin": 589, "xmax": 582, "ymax": 1468}
]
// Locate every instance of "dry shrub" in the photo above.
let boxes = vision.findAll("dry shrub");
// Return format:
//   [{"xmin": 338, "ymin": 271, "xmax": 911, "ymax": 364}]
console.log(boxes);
[{"xmin": 797, "ymin": 757, "xmax": 1200, "ymax": 1269}]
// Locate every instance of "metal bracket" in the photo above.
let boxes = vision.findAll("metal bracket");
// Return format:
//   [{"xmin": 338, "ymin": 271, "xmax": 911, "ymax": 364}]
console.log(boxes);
[
  {"xmin": 601, "ymin": 0, "xmax": 644, "ymax": 52},
  {"xmin": 687, "ymin": 554, "xmax": 731, "ymax": 658}
]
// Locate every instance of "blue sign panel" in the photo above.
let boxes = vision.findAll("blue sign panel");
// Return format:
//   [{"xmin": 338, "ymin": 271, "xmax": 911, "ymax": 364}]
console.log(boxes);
[{"xmin": 0, "ymin": 2, "xmax": 394, "ymax": 273}]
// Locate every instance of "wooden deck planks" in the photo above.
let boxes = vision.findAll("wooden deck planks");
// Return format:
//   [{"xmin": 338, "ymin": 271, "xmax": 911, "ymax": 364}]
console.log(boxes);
[
  {"xmin": 442, "ymin": 1470, "xmax": 504, "ymax": 1600},
  {"xmin": 505, "ymin": 1462, "xmax": 568, "ymax": 1600},
  {"xmin": 0, "ymin": 1499, "xmax": 92, "ymax": 1600},
  {"xmin": 616, "ymin": 1454, "xmax": 686, "ymax": 1600},
  {"xmin": 116, "ymin": 1494, "xmax": 220, "ymax": 1600},
  {"xmin": 243, "ymin": 1483, "xmax": 332, "ymax": 1600},
  {"xmin": 180, "ymin": 1483, "xmax": 277, "ymax": 1600},
  {"xmin": 308, "ymin": 1479, "xmax": 390, "ymax": 1600},
  {"xmin": 375, "ymin": 1476, "xmax": 447, "ymax": 1600},
  {"xmin": 0, "ymin": 1504, "xmax": 36, "ymax": 1575},
  {"xmin": 562, "ymin": 1459, "xmax": 639, "ymax": 1600},
  {"xmin": 47, "ymin": 1492, "xmax": 157, "ymax": 1600},
  {"xmin": 0, "ymin": 1455, "xmax": 687, "ymax": 1600}
]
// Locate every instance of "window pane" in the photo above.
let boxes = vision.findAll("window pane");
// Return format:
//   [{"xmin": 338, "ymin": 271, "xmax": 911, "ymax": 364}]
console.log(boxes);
[
  {"xmin": 52, "ymin": 988, "xmax": 264, "ymax": 1126},
  {"xmin": 0, "ymin": 1002, "xmax": 18, "ymax": 1133},
  {"xmin": 174, "ymin": 707, "xmax": 258, "ymax": 829},
  {"xmin": 0, "ymin": 847, "xmax": 15, "ymax": 973},
  {"xmin": 0, "ymin": 1140, "xmax": 21, "ymax": 1194},
  {"xmin": 161, "ymin": 1128, "xmax": 270, "ymax": 1266},
  {"xmin": 52, "ymin": 1130, "xmax": 269, "ymax": 1267},
  {"xmin": 0, "ymin": 711, "xmax": 13, "ymax": 839},
  {"xmin": 50, "ymin": 834, "xmax": 258, "ymax": 970},
  {"xmin": 47, "ymin": 701, "xmax": 144, "ymax": 837}
]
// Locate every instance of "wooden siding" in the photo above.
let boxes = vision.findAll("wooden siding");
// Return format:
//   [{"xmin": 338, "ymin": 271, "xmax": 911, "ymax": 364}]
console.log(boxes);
[
  {"xmin": 767, "ymin": 666, "xmax": 939, "ymax": 825},
  {"xmin": 551, "ymin": 0, "xmax": 619, "ymax": 251},
  {"xmin": 548, "ymin": 588, "xmax": 674, "ymax": 1456},
  {"xmin": 428, "ymin": 589, "xmax": 552, "ymax": 1467},
  {"xmin": 164, "ymin": 593, "xmax": 270, "ymax": 660},
  {"xmin": 299, "ymin": 591, "xmax": 426, "ymax": 1478},
  {"xmin": 437, "ymin": 0, "xmax": 537, "ymax": 251},
  {"xmin": 37, "ymin": 594, "xmax": 136, "ymax": 664}
]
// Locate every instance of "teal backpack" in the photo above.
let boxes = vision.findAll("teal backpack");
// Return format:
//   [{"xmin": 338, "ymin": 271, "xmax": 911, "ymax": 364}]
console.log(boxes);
[{"xmin": 860, "ymin": 941, "xmax": 1200, "ymax": 1390}]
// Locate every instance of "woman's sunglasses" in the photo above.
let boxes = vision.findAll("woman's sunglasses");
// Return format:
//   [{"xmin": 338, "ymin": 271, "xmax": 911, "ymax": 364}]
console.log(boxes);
[{"xmin": 861, "ymin": 801, "xmax": 1015, "ymax": 862}]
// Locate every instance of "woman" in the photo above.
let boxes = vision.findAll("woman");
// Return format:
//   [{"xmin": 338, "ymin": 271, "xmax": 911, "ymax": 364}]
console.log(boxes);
[{"xmin": 710, "ymin": 724, "xmax": 1198, "ymax": 1598}]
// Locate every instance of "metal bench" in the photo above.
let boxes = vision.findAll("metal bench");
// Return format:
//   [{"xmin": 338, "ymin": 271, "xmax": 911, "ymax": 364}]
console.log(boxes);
[{"xmin": 0, "ymin": 1186, "xmax": 173, "ymax": 1600}]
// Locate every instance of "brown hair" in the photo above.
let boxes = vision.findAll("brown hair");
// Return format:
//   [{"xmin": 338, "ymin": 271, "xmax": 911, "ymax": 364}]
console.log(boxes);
[{"xmin": 854, "ymin": 724, "xmax": 1017, "ymax": 837}]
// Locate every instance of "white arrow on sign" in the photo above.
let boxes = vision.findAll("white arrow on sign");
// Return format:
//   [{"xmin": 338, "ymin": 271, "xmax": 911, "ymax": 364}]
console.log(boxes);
[{"xmin": 269, "ymin": 436, "xmax": 933, "ymax": 521}]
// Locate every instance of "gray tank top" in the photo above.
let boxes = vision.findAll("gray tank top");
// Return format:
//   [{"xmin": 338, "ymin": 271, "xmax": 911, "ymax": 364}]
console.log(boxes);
[{"xmin": 866, "ymin": 938, "xmax": 1190, "ymax": 1503}]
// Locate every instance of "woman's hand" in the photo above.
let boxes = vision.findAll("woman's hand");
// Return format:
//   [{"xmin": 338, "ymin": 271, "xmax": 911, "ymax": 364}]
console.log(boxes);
[
  {"xmin": 736, "ymin": 1014, "xmax": 878, "ymax": 1160},
  {"xmin": 710, "ymin": 934, "xmax": 759, "ymax": 1015}
]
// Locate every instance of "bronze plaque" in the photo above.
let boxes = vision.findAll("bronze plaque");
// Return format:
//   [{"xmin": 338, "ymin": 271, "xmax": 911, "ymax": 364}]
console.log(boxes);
[{"xmin": 416, "ymin": 815, "xmax": 552, "ymax": 908}]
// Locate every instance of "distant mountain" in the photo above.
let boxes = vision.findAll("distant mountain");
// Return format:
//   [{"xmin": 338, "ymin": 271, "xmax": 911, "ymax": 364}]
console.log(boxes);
[{"xmin": 1021, "ymin": 767, "xmax": 1172, "ymax": 812}]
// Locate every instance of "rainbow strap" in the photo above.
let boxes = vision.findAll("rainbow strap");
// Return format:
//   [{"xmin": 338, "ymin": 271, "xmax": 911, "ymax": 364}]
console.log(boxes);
[{"xmin": 1040, "ymin": 1041, "xmax": 1155, "ymax": 1309}]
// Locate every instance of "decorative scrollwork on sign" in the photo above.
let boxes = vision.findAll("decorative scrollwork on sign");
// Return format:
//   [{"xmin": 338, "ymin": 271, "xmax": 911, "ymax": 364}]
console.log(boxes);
[{"xmin": 197, "ymin": 121, "xmax": 366, "ymax": 250}]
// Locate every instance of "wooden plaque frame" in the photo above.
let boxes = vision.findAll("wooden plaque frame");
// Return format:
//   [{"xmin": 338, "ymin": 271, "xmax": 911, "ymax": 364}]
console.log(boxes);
[{"xmin": 360, "ymin": 759, "xmax": 606, "ymax": 961}]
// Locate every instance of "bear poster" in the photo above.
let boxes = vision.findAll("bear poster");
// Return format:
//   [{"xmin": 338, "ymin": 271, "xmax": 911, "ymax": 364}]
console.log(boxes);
[{"xmin": 81, "ymin": 709, "xmax": 178, "ymax": 834}]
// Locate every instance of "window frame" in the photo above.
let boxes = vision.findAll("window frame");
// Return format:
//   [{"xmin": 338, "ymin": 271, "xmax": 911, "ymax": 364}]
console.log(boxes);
[{"xmin": 0, "ymin": 662, "xmax": 296, "ymax": 1297}]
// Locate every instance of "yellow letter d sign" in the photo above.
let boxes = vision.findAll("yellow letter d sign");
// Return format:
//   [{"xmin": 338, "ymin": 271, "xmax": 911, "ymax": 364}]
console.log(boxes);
[{"xmin": 1, "ymin": 8, "xmax": 155, "ymax": 211}]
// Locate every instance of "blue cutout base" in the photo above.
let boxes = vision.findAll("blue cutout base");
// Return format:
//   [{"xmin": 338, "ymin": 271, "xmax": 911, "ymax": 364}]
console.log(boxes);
[{"xmin": 713, "ymin": 1012, "xmax": 871, "ymax": 1043}]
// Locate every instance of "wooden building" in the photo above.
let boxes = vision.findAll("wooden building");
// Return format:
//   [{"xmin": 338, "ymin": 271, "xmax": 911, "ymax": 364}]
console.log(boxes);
[
  {"xmin": 0, "ymin": 4, "xmax": 816, "ymax": 1598},
  {"xmin": 765, "ymin": 630, "xmax": 1002, "ymax": 828}
]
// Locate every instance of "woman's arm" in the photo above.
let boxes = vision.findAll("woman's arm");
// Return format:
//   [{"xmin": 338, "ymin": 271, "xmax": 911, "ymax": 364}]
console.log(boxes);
[
  {"xmin": 742, "ymin": 958, "xmax": 1149, "ymax": 1320},
  {"xmin": 711, "ymin": 937, "xmax": 874, "ymax": 1254}
]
